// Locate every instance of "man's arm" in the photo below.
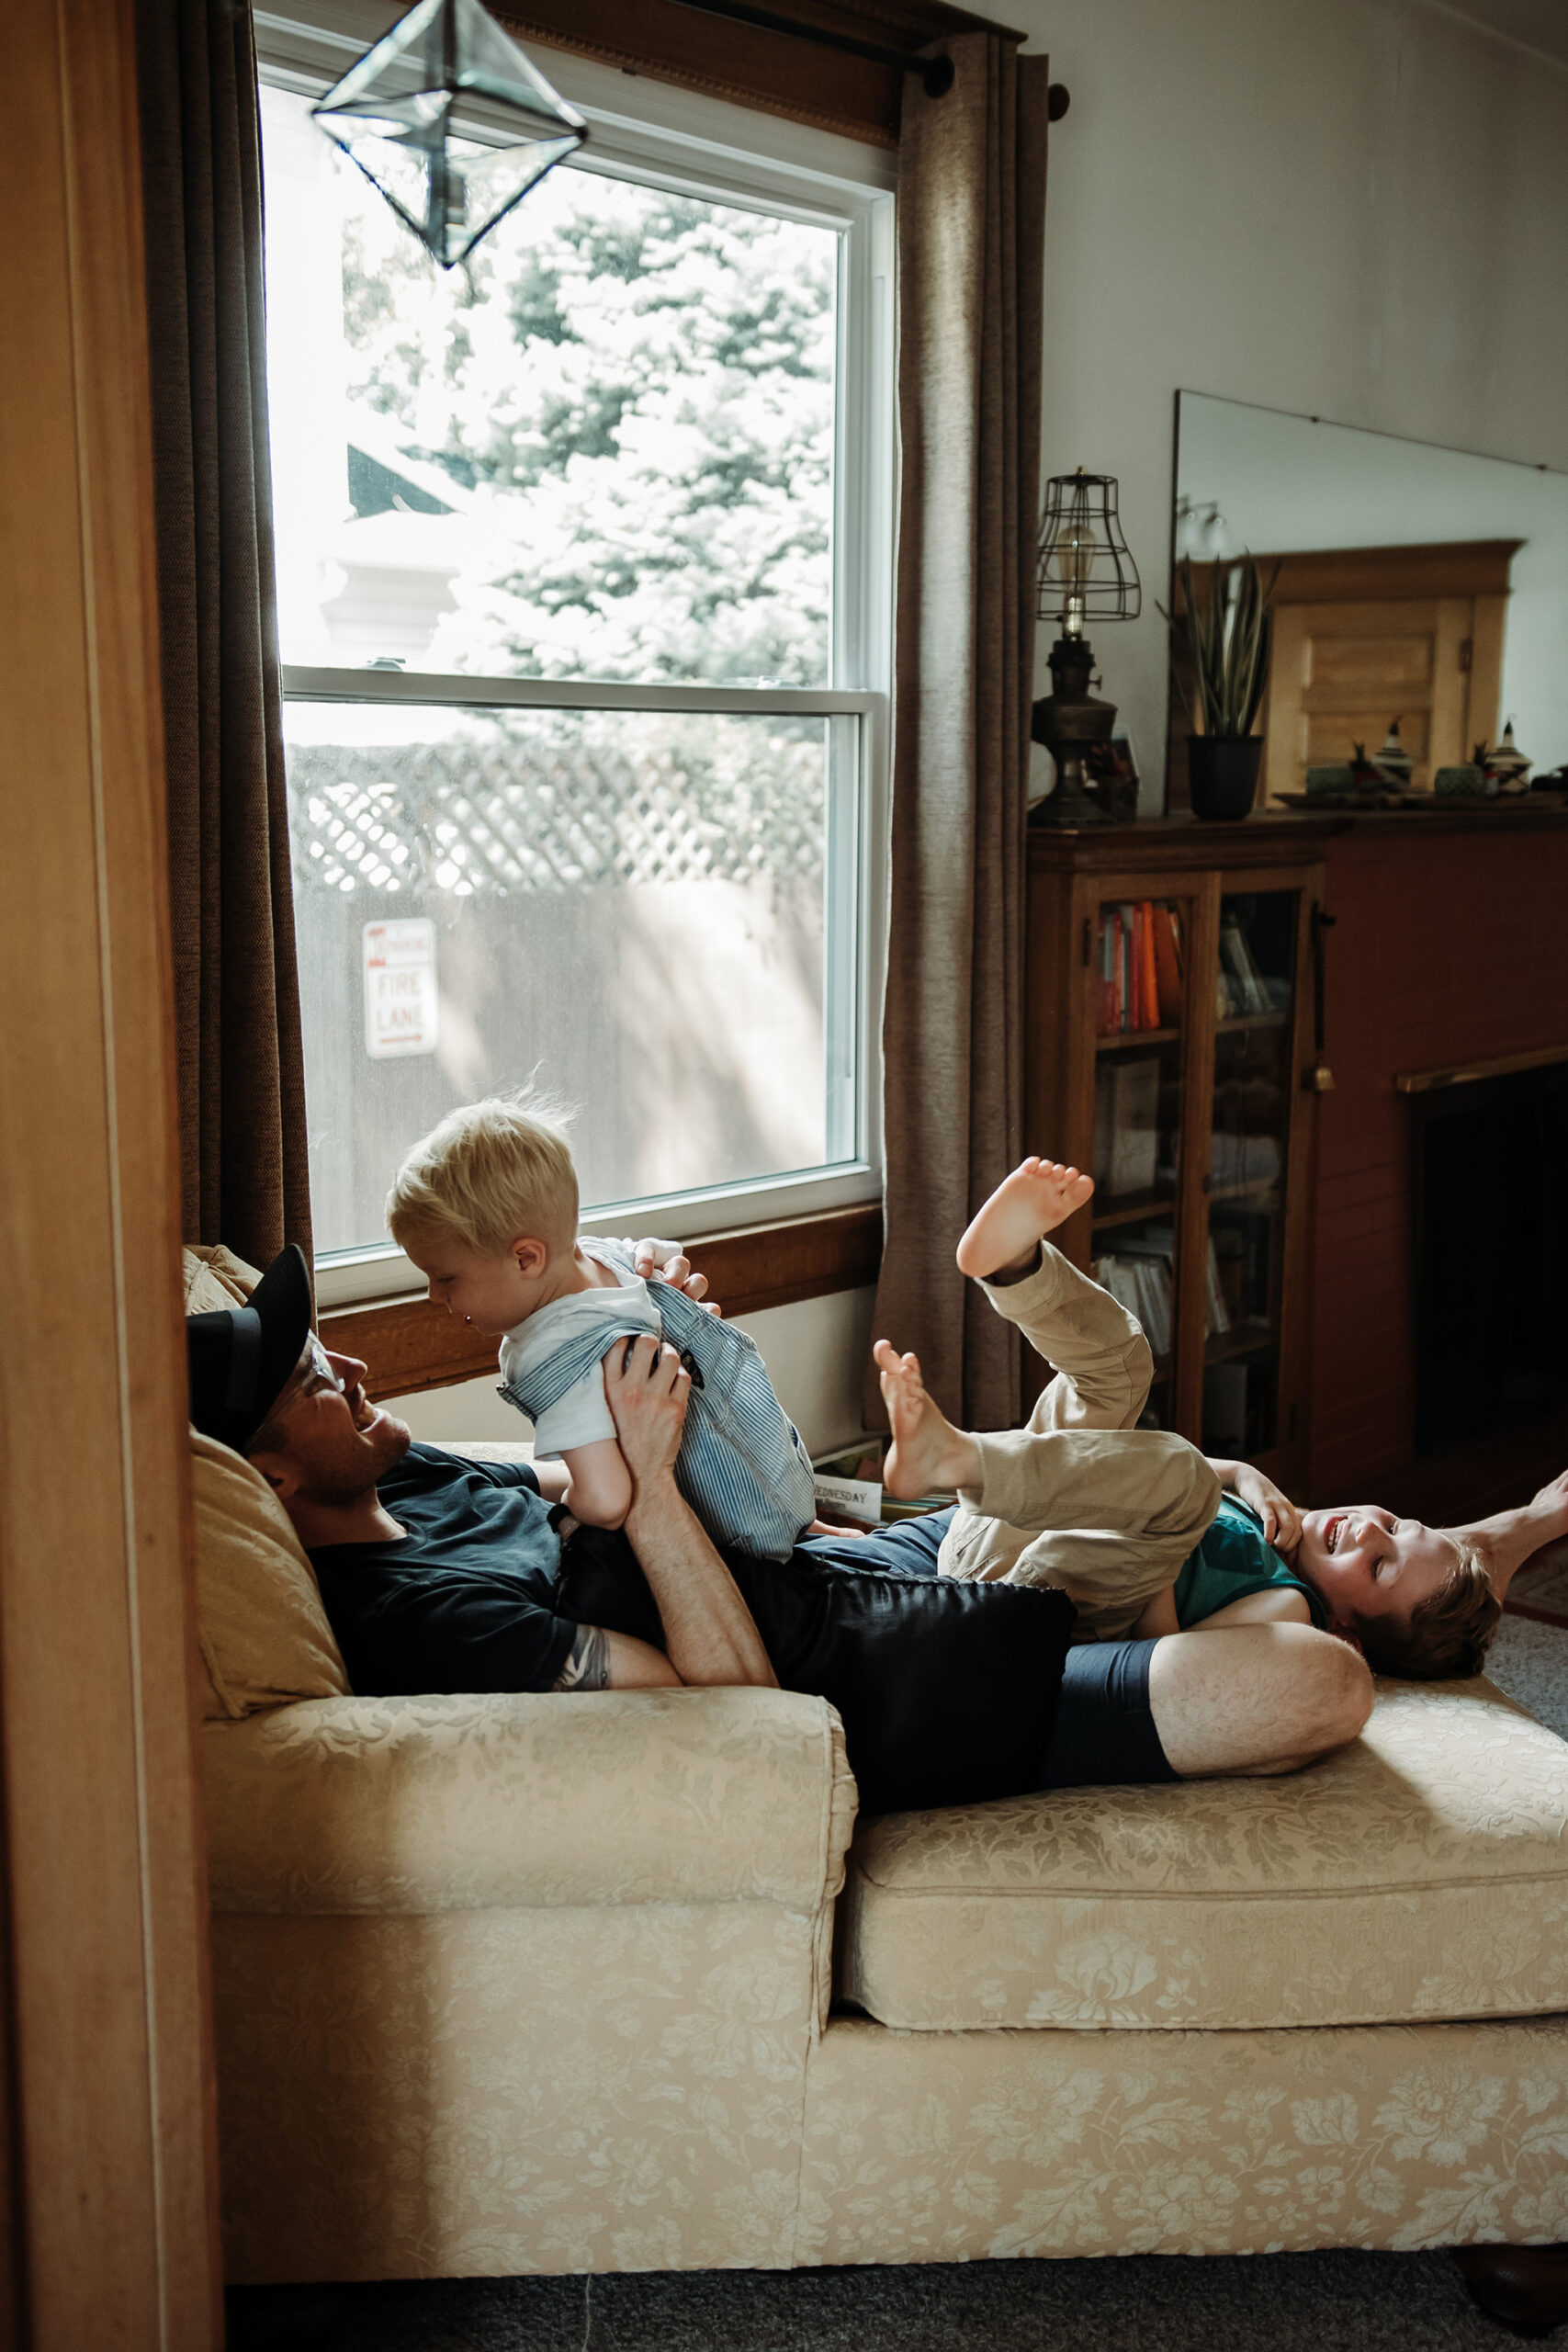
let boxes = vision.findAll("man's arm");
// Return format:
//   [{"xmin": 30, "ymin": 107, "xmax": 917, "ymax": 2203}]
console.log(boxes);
[
  {"xmin": 1451, "ymin": 1467, "xmax": 1568, "ymax": 1604},
  {"xmin": 604, "ymin": 1335, "xmax": 777, "ymax": 1690},
  {"xmin": 552, "ymin": 1619, "xmax": 679, "ymax": 1690}
]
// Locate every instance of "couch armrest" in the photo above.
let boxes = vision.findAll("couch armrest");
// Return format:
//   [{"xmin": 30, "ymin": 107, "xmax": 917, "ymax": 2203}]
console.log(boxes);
[{"xmin": 204, "ymin": 1685, "xmax": 856, "ymax": 1918}]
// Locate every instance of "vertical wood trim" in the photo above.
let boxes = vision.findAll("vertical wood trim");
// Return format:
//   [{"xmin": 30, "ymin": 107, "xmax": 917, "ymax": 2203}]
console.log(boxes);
[
  {"xmin": 1469, "ymin": 594, "xmax": 1507, "ymax": 754},
  {"xmin": 1274, "ymin": 870, "xmax": 1325, "ymax": 1491},
  {"xmin": 1262, "ymin": 605, "xmax": 1308, "ymax": 808},
  {"xmin": 1429, "ymin": 596, "xmax": 1472, "ymax": 768},
  {"xmin": 0, "ymin": 3, "xmax": 222, "ymax": 2345},
  {"xmin": 1172, "ymin": 874, "xmax": 1221, "ymax": 1438}
]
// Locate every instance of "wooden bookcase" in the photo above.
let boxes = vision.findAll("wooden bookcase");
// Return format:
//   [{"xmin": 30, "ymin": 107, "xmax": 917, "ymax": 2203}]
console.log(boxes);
[{"xmin": 1025, "ymin": 819, "xmax": 1331, "ymax": 1495}]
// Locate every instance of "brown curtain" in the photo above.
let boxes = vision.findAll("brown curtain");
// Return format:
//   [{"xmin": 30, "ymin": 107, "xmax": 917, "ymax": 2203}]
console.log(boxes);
[
  {"xmin": 869, "ymin": 32, "xmax": 1049, "ymax": 1430},
  {"xmin": 137, "ymin": 0, "xmax": 312, "ymax": 1270}
]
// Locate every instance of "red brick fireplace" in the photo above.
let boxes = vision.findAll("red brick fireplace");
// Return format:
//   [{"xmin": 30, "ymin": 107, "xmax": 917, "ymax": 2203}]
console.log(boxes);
[{"xmin": 1306, "ymin": 809, "xmax": 1568, "ymax": 1521}]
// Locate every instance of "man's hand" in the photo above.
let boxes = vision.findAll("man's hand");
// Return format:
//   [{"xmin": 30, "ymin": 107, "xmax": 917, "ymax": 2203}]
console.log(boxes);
[
  {"xmin": 1231, "ymin": 1462, "xmax": 1303, "ymax": 1556},
  {"xmin": 603, "ymin": 1334, "xmax": 691, "ymax": 1507},
  {"xmin": 631, "ymin": 1238, "xmax": 721, "ymax": 1316}
]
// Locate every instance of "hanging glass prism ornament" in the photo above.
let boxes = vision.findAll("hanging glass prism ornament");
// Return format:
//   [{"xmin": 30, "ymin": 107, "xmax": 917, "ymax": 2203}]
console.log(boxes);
[{"xmin": 312, "ymin": 0, "xmax": 587, "ymax": 269}]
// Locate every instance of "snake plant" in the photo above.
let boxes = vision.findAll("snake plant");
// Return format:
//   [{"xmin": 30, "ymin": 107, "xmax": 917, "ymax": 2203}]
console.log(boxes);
[{"xmin": 1164, "ymin": 556, "xmax": 1280, "ymax": 738}]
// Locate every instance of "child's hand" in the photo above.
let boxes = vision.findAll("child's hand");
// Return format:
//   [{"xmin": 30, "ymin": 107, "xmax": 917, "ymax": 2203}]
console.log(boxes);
[
  {"xmin": 1232, "ymin": 1463, "xmax": 1302, "ymax": 1556},
  {"xmin": 632, "ymin": 1238, "xmax": 721, "ymax": 1315}
]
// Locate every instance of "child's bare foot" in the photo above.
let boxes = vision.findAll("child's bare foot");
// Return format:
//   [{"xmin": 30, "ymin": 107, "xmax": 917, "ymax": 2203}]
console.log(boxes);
[
  {"xmin": 955, "ymin": 1157, "xmax": 1095, "ymax": 1283},
  {"xmin": 873, "ymin": 1340, "xmax": 982, "ymax": 1498}
]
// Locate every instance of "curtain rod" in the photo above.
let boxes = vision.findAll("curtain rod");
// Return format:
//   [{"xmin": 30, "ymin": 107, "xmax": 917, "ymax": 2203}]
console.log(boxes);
[
  {"xmin": 659, "ymin": 0, "xmax": 958, "ymax": 96},
  {"xmin": 656, "ymin": 2, "xmax": 1070, "ymax": 112}
]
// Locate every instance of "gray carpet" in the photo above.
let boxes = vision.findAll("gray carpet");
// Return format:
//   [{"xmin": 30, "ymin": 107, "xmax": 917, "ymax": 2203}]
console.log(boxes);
[
  {"xmin": 231, "ymin": 1605, "xmax": 1568, "ymax": 2350},
  {"xmin": 230, "ymin": 2246, "xmax": 1554, "ymax": 2348}
]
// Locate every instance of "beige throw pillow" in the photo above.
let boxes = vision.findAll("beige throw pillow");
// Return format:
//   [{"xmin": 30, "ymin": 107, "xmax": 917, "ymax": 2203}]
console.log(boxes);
[
  {"xmin": 183, "ymin": 1242, "xmax": 349, "ymax": 1715},
  {"xmin": 183, "ymin": 1242, "xmax": 264, "ymax": 1315},
  {"xmin": 189, "ymin": 1431, "xmax": 349, "ymax": 1720}
]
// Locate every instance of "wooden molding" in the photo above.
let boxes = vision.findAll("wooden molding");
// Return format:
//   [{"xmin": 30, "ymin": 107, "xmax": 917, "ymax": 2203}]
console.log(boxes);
[
  {"xmin": 1394, "ymin": 1040, "xmax": 1568, "ymax": 1095},
  {"xmin": 1257, "ymin": 540, "xmax": 1524, "ymax": 605},
  {"xmin": 323, "ymin": 1201, "xmax": 886, "ymax": 1399},
  {"xmin": 1171, "ymin": 540, "xmax": 1523, "ymax": 609},
  {"xmin": 1027, "ymin": 814, "xmax": 1338, "ymax": 878},
  {"xmin": 0, "ymin": 1, "xmax": 223, "ymax": 2338},
  {"xmin": 502, "ymin": 0, "xmax": 1022, "ymax": 146}
]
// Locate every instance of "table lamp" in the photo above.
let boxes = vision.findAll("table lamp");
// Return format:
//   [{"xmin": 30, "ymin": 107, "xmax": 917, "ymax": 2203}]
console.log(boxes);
[{"xmin": 1031, "ymin": 469, "xmax": 1141, "ymax": 827}]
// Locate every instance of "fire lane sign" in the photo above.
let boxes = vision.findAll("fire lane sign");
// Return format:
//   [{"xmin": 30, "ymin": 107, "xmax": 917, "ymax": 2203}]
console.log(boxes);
[{"xmin": 364, "ymin": 919, "xmax": 438, "ymax": 1058}]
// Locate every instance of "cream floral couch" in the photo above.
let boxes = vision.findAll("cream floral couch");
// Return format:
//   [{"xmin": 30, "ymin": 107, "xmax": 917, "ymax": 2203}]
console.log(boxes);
[{"xmin": 186, "ymin": 1251, "xmax": 1568, "ymax": 2287}]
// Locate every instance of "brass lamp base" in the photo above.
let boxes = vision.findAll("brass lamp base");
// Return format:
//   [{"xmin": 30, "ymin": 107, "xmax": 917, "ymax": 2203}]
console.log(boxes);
[{"xmin": 1030, "ymin": 631, "xmax": 1117, "ymax": 827}]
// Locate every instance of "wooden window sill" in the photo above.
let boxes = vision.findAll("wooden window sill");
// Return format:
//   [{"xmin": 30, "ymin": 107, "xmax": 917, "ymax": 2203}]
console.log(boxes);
[{"xmin": 321, "ymin": 1201, "xmax": 884, "ymax": 1400}]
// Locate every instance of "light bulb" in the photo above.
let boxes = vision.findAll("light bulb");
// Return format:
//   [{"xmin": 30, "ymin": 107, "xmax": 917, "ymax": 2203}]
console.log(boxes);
[{"xmin": 1061, "ymin": 496, "xmax": 1096, "ymax": 637}]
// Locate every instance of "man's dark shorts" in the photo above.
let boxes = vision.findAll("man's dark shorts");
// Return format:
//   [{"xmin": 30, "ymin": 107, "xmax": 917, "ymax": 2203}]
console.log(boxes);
[
  {"xmin": 801, "ymin": 1509, "xmax": 1178, "ymax": 1792},
  {"xmin": 560, "ymin": 1504, "xmax": 1177, "ymax": 1806}
]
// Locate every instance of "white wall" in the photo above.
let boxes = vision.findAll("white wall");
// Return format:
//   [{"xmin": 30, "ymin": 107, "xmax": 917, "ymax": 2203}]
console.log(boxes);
[
  {"xmin": 1020, "ymin": 0, "xmax": 1568, "ymax": 807},
  {"xmin": 391, "ymin": 1283, "xmax": 878, "ymax": 1459}
]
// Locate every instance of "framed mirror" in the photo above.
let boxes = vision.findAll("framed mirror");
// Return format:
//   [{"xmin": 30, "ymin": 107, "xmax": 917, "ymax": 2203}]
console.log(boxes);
[{"xmin": 1168, "ymin": 392, "xmax": 1568, "ymax": 811}]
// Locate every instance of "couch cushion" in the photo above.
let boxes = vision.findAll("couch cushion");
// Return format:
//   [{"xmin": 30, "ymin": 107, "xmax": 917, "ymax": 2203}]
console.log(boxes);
[{"xmin": 839, "ymin": 1677, "xmax": 1568, "ymax": 2032}]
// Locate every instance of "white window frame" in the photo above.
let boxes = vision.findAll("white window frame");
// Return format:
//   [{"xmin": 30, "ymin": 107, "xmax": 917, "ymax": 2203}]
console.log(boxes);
[{"xmin": 256, "ymin": 11, "xmax": 895, "ymax": 1309}]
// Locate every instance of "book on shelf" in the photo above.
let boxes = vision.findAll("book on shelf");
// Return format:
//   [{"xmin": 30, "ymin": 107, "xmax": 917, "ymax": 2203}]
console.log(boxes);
[
  {"xmin": 1094, "ymin": 1223, "xmax": 1232, "ymax": 1358},
  {"xmin": 1153, "ymin": 904, "xmax": 1184, "ymax": 1026},
  {"xmin": 1093, "ymin": 1055, "xmax": 1160, "ymax": 1196},
  {"xmin": 1216, "ymin": 916, "xmax": 1293, "ymax": 1019},
  {"xmin": 1209, "ymin": 1130, "xmax": 1282, "ymax": 1189},
  {"xmin": 1093, "ymin": 1251, "xmax": 1169, "ymax": 1357},
  {"xmin": 1097, "ymin": 901, "xmax": 1184, "ymax": 1035}
]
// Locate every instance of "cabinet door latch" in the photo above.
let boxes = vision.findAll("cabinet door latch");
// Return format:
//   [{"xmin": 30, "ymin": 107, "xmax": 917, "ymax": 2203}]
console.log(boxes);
[{"xmin": 1304, "ymin": 903, "xmax": 1336, "ymax": 1092}]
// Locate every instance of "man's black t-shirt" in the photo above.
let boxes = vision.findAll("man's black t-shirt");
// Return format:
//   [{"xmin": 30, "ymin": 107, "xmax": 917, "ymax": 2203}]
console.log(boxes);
[
  {"xmin": 309, "ymin": 1442, "xmax": 576, "ymax": 1697},
  {"xmin": 309, "ymin": 1442, "xmax": 1075, "ymax": 1813}
]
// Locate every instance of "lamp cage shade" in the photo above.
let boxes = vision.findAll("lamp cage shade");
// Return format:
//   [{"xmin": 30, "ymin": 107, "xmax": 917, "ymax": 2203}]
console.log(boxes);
[
  {"xmin": 1036, "ymin": 469, "xmax": 1141, "ymax": 631},
  {"xmin": 311, "ymin": 0, "xmax": 587, "ymax": 269}
]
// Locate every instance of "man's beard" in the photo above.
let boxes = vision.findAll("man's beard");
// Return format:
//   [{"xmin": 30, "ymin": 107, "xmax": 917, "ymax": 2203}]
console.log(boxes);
[{"xmin": 298, "ymin": 1411, "xmax": 412, "ymax": 1507}]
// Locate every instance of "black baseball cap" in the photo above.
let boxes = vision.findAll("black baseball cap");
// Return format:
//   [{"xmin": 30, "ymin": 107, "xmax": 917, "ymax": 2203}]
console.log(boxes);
[{"xmin": 186, "ymin": 1244, "xmax": 314, "ymax": 1454}]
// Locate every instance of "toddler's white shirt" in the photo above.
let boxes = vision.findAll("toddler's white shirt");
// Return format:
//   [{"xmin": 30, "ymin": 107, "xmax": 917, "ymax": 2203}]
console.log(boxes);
[{"xmin": 498, "ymin": 1262, "xmax": 661, "ymax": 1458}]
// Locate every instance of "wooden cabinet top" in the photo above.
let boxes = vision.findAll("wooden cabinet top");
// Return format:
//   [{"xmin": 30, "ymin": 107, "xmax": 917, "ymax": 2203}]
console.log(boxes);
[{"xmin": 1027, "ymin": 804, "xmax": 1568, "ymax": 877}]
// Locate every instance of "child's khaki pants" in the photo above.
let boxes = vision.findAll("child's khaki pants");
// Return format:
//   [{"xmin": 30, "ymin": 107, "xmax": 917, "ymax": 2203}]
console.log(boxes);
[{"xmin": 937, "ymin": 1242, "xmax": 1221, "ymax": 1640}]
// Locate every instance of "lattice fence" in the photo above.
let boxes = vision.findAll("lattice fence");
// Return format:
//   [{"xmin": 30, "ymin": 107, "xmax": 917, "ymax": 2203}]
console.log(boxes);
[{"xmin": 286, "ymin": 726, "xmax": 827, "ymax": 899}]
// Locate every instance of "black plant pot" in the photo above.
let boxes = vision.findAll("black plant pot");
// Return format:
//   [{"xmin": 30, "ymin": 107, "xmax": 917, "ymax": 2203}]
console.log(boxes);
[{"xmin": 1188, "ymin": 734, "xmax": 1263, "ymax": 820}]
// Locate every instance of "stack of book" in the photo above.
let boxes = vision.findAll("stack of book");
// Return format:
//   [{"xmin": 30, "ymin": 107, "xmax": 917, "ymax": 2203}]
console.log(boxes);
[
  {"xmin": 1092, "ymin": 1227, "xmax": 1232, "ymax": 1363},
  {"xmin": 1096, "ymin": 901, "xmax": 1184, "ymax": 1035},
  {"xmin": 1092, "ymin": 1056, "xmax": 1162, "ymax": 1196}
]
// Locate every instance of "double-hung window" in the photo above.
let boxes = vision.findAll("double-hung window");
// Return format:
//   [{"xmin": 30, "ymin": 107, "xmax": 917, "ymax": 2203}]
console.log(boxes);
[{"xmin": 255, "ymin": 15, "xmax": 895, "ymax": 1306}]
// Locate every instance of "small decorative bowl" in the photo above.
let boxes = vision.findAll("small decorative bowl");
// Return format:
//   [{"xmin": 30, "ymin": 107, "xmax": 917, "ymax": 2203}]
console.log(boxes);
[{"xmin": 1433, "ymin": 764, "xmax": 1491, "ymax": 797}]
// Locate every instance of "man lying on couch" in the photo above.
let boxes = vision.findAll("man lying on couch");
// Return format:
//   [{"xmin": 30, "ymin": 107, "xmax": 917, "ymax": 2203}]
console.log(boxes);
[{"xmin": 186, "ymin": 1237, "xmax": 1382, "ymax": 1814}]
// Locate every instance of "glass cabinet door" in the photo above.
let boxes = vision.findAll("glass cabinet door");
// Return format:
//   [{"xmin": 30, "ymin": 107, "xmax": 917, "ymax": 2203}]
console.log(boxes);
[
  {"xmin": 1088, "ymin": 895, "xmax": 1190, "ymax": 1431},
  {"xmin": 1201, "ymin": 888, "xmax": 1299, "ymax": 1458}
]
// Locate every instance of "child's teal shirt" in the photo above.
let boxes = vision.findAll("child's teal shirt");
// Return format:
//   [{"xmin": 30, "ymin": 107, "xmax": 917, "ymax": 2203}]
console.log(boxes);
[{"xmin": 1173, "ymin": 1494, "xmax": 1328, "ymax": 1628}]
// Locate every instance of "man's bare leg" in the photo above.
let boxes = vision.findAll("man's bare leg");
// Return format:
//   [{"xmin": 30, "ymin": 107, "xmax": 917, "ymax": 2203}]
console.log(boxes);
[
  {"xmin": 956, "ymin": 1156, "xmax": 1095, "ymax": 1283},
  {"xmin": 1149, "ymin": 1622, "xmax": 1372, "ymax": 1776}
]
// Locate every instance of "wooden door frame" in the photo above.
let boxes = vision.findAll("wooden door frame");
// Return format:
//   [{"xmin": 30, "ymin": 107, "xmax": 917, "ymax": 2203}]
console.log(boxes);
[{"xmin": 0, "ymin": 4, "xmax": 222, "ymax": 2345}]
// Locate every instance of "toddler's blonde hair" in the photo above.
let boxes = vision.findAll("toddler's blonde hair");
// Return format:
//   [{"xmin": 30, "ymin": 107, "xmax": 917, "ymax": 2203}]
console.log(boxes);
[{"xmin": 387, "ymin": 1091, "xmax": 579, "ymax": 1258}]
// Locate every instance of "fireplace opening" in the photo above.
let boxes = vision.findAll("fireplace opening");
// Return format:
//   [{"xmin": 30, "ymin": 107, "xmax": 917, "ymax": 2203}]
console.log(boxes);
[{"xmin": 1411, "ymin": 1058, "xmax": 1568, "ymax": 1457}]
